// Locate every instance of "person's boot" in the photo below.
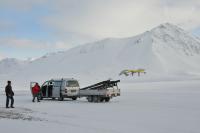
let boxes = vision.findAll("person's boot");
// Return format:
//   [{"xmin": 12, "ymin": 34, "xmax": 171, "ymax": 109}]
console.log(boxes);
[
  {"xmin": 6, "ymin": 106, "xmax": 9, "ymax": 108},
  {"xmin": 11, "ymin": 106, "xmax": 15, "ymax": 108}
]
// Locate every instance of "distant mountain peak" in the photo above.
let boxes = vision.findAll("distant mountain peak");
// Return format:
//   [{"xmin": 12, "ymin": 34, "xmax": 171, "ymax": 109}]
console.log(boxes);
[
  {"xmin": 151, "ymin": 23, "xmax": 184, "ymax": 34},
  {"xmin": 150, "ymin": 23, "xmax": 200, "ymax": 56},
  {"xmin": 158, "ymin": 22, "xmax": 178, "ymax": 28}
]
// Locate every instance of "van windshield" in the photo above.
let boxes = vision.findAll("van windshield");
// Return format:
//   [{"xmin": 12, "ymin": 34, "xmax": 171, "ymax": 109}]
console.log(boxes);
[{"xmin": 66, "ymin": 80, "xmax": 79, "ymax": 87}]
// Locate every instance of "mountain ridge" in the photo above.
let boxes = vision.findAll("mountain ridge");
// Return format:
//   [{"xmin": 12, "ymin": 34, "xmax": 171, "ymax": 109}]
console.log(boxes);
[{"xmin": 0, "ymin": 23, "xmax": 200, "ymax": 89}]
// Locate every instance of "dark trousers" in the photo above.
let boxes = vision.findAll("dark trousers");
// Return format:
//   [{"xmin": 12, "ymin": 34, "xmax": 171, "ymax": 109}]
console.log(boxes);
[
  {"xmin": 32, "ymin": 94, "xmax": 40, "ymax": 102},
  {"xmin": 6, "ymin": 96, "xmax": 14, "ymax": 107}
]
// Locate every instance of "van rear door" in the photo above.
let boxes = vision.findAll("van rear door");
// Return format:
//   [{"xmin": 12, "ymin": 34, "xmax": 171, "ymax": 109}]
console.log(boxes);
[
  {"xmin": 65, "ymin": 80, "xmax": 79, "ymax": 96},
  {"xmin": 52, "ymin": 81, "xmax": 62, "ymax": 98}
]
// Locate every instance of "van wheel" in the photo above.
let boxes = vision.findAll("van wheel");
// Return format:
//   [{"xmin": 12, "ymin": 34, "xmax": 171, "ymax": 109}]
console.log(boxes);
[
  {"xmin": 58, "ymin": 97, "xmax": 64, "ymax": 101},
  {"xmin": 87, "ymin": 96, "xmax": 93, "ymax": 102},
  {"xmin": 38, "ymin": 96, "xmax": 43, "ymax": 100},
  {"xmin": 105, "ymin": 97, "xmax": 110, "ymax": 102},
  {"xmin": 72, "ymin": 97, "xmax": 77, "ymax": 100},
  {"xmin": 100, "ymin": 97, "xmax": 104, "ymax": 102},
  {"xmin": 38, "ymin": 94, "xmax": 43, "ymax": 100}
]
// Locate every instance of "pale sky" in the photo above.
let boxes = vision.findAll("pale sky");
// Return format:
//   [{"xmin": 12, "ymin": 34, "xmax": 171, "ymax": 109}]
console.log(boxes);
[{"xmin": 0, "ymin": 0, "xmax": 200, "ymax": 60}]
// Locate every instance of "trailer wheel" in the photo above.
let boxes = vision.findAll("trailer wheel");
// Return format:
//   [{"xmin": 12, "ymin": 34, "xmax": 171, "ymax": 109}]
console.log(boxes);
[
  {"xmin": 93, "ymin": 96, "xmax": 100, "ymax": 103},
  {"xmin": 105, "ymin": 97, "xmax": 110, "ymax": 102},
  {"xmin": 72, "ymin": 97, "xmax": 77, "ymax": 100},
  {"xmin": 87, "ymin": 96, "xmax": 93, "ymax": 102}
]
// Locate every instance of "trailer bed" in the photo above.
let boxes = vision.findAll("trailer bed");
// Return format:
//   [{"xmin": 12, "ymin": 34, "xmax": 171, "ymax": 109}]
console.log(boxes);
[{"xmin": 79, "ymin": 80, "xmax": 120, "ymax": 102}]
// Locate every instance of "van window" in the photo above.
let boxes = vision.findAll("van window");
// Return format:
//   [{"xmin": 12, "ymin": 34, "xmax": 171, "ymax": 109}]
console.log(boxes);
[
  {"xmin": 53, "ymin": 81, "xmax": 62, "ymax": 87},
  {"xmin": 66, "ymin": 80, "xmax": 79, "ymax": 87}
]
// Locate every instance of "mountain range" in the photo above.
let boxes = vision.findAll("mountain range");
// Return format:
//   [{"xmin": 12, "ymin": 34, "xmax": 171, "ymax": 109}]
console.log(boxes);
[{"xmin": 0, "ymin": 23, "xmax": 200, "ymax": 89}]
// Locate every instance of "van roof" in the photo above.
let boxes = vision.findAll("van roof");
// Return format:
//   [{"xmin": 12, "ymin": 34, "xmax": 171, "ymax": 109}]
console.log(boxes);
[{"xmin": 50, "ymin": 78, "xmax": 77, "ymax": 81}]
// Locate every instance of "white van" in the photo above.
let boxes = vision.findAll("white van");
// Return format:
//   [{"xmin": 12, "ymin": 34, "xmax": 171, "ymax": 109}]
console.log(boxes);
[{"xmin": 30, "ymin": 78, "xmax": 80, "ymax": 101}]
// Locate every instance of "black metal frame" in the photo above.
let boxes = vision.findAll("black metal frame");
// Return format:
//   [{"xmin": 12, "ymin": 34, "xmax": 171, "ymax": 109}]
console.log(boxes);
[{"xmin": 80, "ymin": 80, "xmax": 120, "ymax": 90}]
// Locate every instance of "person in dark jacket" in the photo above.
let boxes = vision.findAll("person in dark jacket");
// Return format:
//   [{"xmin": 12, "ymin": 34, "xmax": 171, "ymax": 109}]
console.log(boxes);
[{"xmin": 5, "ymin": 81, "xmax": 14, "ymax": 108}]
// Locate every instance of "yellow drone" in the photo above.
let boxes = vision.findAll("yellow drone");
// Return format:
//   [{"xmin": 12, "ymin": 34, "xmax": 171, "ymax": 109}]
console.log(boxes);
[{"xmin": 119, "ymin": 69, "xmax": 146, "ymax": 76}]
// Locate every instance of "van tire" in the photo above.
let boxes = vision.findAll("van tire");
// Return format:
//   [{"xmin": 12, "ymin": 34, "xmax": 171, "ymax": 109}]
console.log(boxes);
[
  {"xmin": 105, "ymin": 97, "xmax": 110, "ymax": 102},
  {"xmin": 58, "ymin": 97, "xmax": 64, "ymax": 101},
  {"xmin": 38, "ymin": 96, "xmax": 43, "ymax": 100},
  {"xmin": 100, "ymin": 97, "xmax": 104, "ymax": 102},
  {"xmin": 38, "ymin": 94, "xmax": 43, "ymax": 100},
  {"xmin": 72, "ymin": 97, "xmax": 77, "ymax": 100}
]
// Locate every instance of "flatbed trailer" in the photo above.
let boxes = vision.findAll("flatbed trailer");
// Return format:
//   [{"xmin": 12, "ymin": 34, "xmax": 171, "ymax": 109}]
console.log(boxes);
[{"xmin": 79, "ymin": 80, "xmax": 120, "ymax": 102}]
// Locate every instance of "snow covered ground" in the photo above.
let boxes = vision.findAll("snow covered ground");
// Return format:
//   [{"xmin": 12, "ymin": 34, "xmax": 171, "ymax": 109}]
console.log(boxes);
[{"xmin": 1, "ymin": 79, "xmax": 200, "ymax": 133}]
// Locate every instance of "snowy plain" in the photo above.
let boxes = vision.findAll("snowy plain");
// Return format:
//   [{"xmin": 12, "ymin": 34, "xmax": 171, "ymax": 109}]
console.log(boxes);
[
  {"xmin": 0, "ymin": 23, "xmax": 200, "ymax": 133},
  {"xmin": 1, "ymin": 79, "xmax": 200, "ymax": 133}
]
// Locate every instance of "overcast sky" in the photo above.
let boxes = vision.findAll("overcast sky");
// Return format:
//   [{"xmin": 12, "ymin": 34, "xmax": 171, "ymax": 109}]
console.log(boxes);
[{"xmin": 0, "ymin": 0, "xmax": 200, "ymax": 60}]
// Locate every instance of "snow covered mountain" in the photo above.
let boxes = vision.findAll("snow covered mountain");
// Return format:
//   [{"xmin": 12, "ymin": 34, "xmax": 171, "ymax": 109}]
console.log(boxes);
[
  {"xmin": 0, "ymin": 23, "xmax": 200, "ymax": 89},
  {"xmin": 0, "ymin": 58, "xmax": 28, "ymax": 75}
]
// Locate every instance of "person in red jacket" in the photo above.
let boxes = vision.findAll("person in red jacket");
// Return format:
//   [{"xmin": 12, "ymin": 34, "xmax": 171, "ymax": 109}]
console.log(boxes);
[{"xmin": 32, "ymin": 83, "xmax": 41, "ymax": 102}]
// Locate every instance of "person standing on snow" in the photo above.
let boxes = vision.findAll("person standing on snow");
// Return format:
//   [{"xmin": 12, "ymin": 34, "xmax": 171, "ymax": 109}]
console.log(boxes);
[
  {"xmin": 32, "ymin": 83, "xmax": 41, "ymax": 102},
  {"xmin": 5, "ymin": 81, "xmax": 14, "ymax": 108}
]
